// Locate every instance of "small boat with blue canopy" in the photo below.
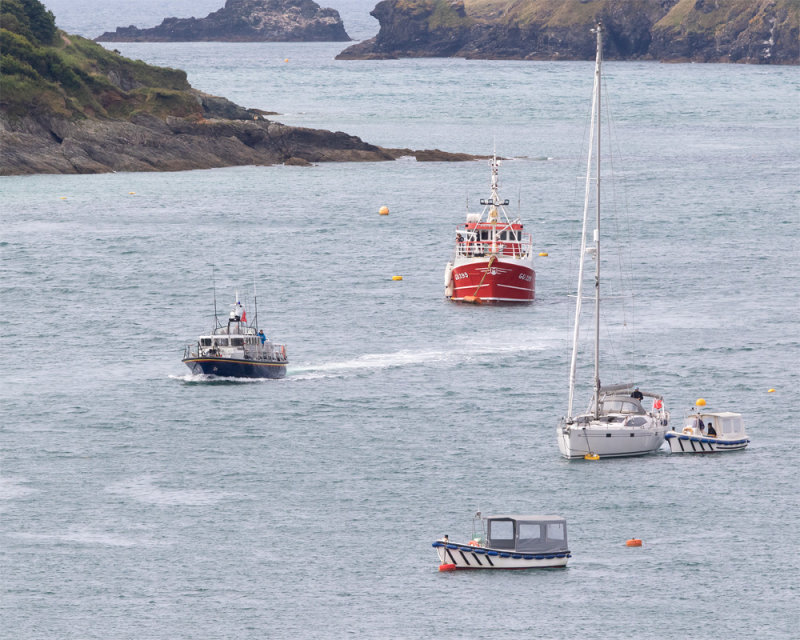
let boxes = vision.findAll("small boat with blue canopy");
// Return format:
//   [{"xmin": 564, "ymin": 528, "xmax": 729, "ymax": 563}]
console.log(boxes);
[{"xmin": 433, "ymin": 512, "xmax": 571, "ymax": 570}]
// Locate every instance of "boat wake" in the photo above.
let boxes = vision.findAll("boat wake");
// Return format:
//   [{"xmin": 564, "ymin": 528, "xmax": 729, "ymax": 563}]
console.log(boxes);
[
  {"xmin": 169, "ymin": 373, "xmax": 273, "ymax": 384},
  {"xmin": 290, "ymin": 339, "xmax": 554, "ymax": 380}
]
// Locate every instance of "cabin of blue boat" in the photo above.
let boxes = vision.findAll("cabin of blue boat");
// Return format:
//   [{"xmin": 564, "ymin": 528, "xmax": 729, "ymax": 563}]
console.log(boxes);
[{"xmin": 481, "ymin": 514, "xmax": 569, "ymax": 554}]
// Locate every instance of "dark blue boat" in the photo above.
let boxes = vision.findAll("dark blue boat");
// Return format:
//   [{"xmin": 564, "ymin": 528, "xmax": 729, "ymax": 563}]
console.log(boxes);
[{"xmin": 182, "ymin": 295, "xmax": 287, "ymax": 379}]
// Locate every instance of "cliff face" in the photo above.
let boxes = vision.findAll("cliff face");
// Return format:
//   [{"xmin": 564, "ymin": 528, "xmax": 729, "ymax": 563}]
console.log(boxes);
[
  {"xmin": 650, "ymin": 0, "xmax": 799, "ymax": 63},
  {"xmin": 95, "ymin": 0, "xmax": 351, "ymax": 43},
  {"xmin": 336, "ymin": 0, "xmax": 799, "ymax": 63},
  {"xmin": 0, "ymin": 1, "xmax": 471, "ymax": 175}
]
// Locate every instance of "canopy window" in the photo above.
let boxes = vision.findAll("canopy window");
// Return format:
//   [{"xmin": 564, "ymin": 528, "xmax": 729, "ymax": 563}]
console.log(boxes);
[{"xmin": 487, "ymin": 519, "xmax": 515, "ymax": 549}]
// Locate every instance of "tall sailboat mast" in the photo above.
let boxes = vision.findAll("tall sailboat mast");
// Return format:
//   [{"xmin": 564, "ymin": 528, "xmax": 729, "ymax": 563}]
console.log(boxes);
[
  {"xmin": 567, "ymin": 22, "xmax": 603, "ymax": 421},
  {"xmin": 593, "ymin": 22, "xmax": 603, "ymax": 419}
]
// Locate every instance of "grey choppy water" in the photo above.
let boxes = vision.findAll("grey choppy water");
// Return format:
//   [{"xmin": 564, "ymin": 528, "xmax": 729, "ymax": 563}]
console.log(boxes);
[{"xmin": 2, "ymin": 37, "xmax": 798, "ymax": 640}]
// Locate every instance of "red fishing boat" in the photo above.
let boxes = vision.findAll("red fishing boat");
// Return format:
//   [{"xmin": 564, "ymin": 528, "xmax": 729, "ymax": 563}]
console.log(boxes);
[{"xmin": 444, "ymin": 155, "xmax": 535, "ymax": 303}]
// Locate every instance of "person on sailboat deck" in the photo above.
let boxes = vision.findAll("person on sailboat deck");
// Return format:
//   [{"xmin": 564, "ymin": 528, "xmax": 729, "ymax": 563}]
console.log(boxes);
[
  {"xmin": 258, "ymin": 330, "xmax": 266, "ymax": 344},
  {"xmin": 631, "ymin": 387, "xmax": 644, "ymax": 400},
  {"xmin": 707, "ymin": 421, "xmax": 717, "ymax": 437}
]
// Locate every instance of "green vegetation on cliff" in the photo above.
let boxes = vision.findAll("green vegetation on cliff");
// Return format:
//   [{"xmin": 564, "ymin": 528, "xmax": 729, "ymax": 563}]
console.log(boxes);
[
  {"xmin": 339, "ymin": 0, "xmax": 798, "ymax": 62},
  {"xmin": 0, "ymin": 0, "xmax": 194, "ymax": 120}
]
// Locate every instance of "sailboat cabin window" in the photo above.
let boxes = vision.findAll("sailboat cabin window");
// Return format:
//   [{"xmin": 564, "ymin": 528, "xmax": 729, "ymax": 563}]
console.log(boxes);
[{"xmin": 200, "ymin": 338, "xmax": 212, "ymax": 347}]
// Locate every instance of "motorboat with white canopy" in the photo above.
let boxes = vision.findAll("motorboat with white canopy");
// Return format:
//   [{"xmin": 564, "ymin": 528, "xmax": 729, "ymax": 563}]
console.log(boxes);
[
  {"xmin": 433, "ymin": 512, "xmax": 570, "ymax": 570},
  {"xmin": 665, "ymin": 407, "xmax": 750, "ymax": 453}
]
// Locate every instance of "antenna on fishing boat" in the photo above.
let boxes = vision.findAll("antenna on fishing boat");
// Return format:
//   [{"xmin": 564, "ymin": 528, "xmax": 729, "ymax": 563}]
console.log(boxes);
[
  {"xmin": 212, "ymin": 262, "xmax": 219, "ymax": 328},
  {"xmin": 253, "ymin": 273, "xmax": 259, "ymax": 330}
]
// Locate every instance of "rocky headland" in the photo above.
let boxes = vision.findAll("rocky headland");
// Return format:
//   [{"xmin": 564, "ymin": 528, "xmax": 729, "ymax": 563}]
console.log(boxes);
[
  {"xmin": 95, "ymin": 0, "xmax": 351, "ymax": 43},
  {"xmin": 0, "ymin": 1, "xmax": 472, "ymax": 175},
  {"xmin": 336, "ymin": 0, "xmax": 799, "ymax": 64}
]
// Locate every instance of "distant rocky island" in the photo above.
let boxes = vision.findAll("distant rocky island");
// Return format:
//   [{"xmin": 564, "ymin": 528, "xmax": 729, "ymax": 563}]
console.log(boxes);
[
  {"xmin": 337, "ymin": 0, "xmax": 799, "ymax": 64},
  {"xmin": 95, "ymin": 0, "xmax": 351, "ymax": 43},
  {"xmin": 0, "ymin": 1, "xmax": 471, "ymax": 175}
]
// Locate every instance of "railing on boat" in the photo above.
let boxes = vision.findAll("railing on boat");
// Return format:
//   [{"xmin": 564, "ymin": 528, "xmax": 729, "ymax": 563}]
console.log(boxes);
[
  {"xmin": 183, "ymin": 343, "xmax": 287, "ymax": 361},
  {"xmin": 454, "ymin": 234, "xmax": 533, "ymax": 259}
]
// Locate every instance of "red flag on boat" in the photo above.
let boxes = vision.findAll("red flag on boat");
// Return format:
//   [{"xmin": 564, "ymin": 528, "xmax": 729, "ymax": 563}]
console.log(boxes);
[{"xmin": 241, "ymin": 309, "xmax": 247, "ymax": 322}]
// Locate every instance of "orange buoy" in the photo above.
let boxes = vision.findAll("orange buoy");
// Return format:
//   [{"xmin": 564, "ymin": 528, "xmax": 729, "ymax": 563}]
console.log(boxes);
[
  {"xmin": 379, "ymin": 206, "xmax": 390, "ymax": 215},
  {"xmin": 626, "ymin": 538, "xmax": 643, "ymax": 547},
  {"xmin": 439, "ymin": 563, "xmax": 456, "ymax": 572},
  {"xmin": 462, "ymin": 295, "xmax": 481, "ymax": 304}
]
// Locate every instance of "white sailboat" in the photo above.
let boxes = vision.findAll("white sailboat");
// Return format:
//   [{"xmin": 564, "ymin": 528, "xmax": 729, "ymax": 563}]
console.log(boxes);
[{"xmin": 556, "ymin": 23, "xmax": 669, "ymax": 460}]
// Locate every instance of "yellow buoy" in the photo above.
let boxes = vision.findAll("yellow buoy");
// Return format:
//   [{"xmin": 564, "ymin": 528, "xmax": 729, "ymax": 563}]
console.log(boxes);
[
  {"xmin": 695, "ymin": 398, "xmax": 706, "ymax": 407},
  {"xmin": 59, "ymin": 196, "xmax": 67, "ymax": 200},
  {"xmin": 379, "ymin": 206, "xmax": 390, "ymax": 215},
  {"xmin": 539, "ymin": 252, "xmax": 548, "ymax": 257},
  {"xmin": 768, "ymin": 388, "xmax": 776, "ymax": 393},
  {"xmin": 584, "ymin": 453, "xmax": 600, "ymax": 460},
  {"xmin": 284, "ymin": 58, "xmax": 289, "ymax": 63},
  {"xmin": 129, "ymin": 191, "xmax": 136, "ymax": 195},
  {"xmin": 392, "ymin": 275, "xmax": 403, "ymax": 281}
]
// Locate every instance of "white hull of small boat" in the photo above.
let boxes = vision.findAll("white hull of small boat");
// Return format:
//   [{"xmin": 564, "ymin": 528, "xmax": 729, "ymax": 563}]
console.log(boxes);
[
  {"xmin": 665, "ymin": 431, "xmax": 749, "ymax": 453},
  {"xmin": 557, "ymin": 420, "xmax": 666, "ymax": 459},
  {"xmin": 433, "ymin": 542, "xmax": 570, "ymax": 569},
  {"xmin": 665, "ymin": 412, "xmax": 750, "ymax": 453}
]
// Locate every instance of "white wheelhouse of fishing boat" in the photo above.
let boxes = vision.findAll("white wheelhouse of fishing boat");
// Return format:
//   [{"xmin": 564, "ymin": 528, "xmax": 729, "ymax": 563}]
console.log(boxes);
[
  {"xmin": 556, "ymin": 23, "xmax": 669, "ymax": 459},
  {"xmin": 433, "ymin": 513, "xmax": 570, "ymax": 570},
  {"xmin": 665, "ymin": 411, "xmax": 750, "ymax": 453}
]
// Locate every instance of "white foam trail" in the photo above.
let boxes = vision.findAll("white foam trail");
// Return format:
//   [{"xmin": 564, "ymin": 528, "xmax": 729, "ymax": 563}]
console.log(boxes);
[
  {"xmin": 106, "ymin": 475, "xmax": 228, "ymax": 506},
  {"xmin": 169, "ymin": 373, "xmax": 268, "ymax": 384},
  {"xmin": 290, "ymin": 335, "xmax": 559, "ymax": 380},
  {"xmin": 12, "ymin": 529, "xmax": 140, "ymax": 548},
  {"xmin": 0, "ymin": 476, "xmax": 37, "ymax": 500}
]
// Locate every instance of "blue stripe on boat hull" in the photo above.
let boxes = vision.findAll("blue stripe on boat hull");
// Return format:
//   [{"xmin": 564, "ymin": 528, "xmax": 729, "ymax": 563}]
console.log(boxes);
[{"xmin": 183, "ymin": 357, "xmax": 286, "ymax": 379}]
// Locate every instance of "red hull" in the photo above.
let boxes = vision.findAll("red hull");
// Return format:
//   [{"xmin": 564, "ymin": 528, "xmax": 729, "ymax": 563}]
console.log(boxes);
[{"xmin": 450, "ymin": 259, "xmax": 534, "ymax": 303}]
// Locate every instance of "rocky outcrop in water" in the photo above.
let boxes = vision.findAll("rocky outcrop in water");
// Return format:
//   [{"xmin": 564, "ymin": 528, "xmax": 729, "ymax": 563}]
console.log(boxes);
[
  {"xmin": 95, "ymin": 0, "xmax": 351, "ymax": 43},
  {"xmin": 0, "ymin": 92, "xmax": 474, "ymax": 175},
  {"xmin": 336, "ymin": 0, "xmax": 799, "ymax": 64},
  {"xmin": 0, "ymin": 2, "xmax": 471, "ymax": 175}
]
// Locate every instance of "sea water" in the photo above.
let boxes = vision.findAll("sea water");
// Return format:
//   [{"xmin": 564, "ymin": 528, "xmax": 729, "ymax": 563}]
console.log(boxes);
[{"xmin": 1, "ymin": 5, "xmax": 799, "ymax": 639}]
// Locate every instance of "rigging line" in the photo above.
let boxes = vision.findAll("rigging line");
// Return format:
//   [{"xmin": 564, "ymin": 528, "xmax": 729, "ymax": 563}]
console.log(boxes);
[
  {"xmin": 565, "ymin": 66, "xmax": 600, "ymax": 368},
  {"xmin": 602, "ymin": 76, "xmax": 638, "ymax": 382}
]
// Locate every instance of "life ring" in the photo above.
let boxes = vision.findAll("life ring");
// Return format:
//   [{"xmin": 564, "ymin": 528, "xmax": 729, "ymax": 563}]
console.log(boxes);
[
  {"xmin": 468, "ymin": 540, "xmax": 480, "ymax": 547},
  {"xmin": 682, "ymin": 426, "xmax": 694, "ymax": 435}
]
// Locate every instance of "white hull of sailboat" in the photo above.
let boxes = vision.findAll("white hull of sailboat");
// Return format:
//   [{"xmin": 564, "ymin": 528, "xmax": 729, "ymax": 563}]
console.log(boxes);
[{"xmin": 557, "ymin": 422, "xmax": 666, "ymax": 459}]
